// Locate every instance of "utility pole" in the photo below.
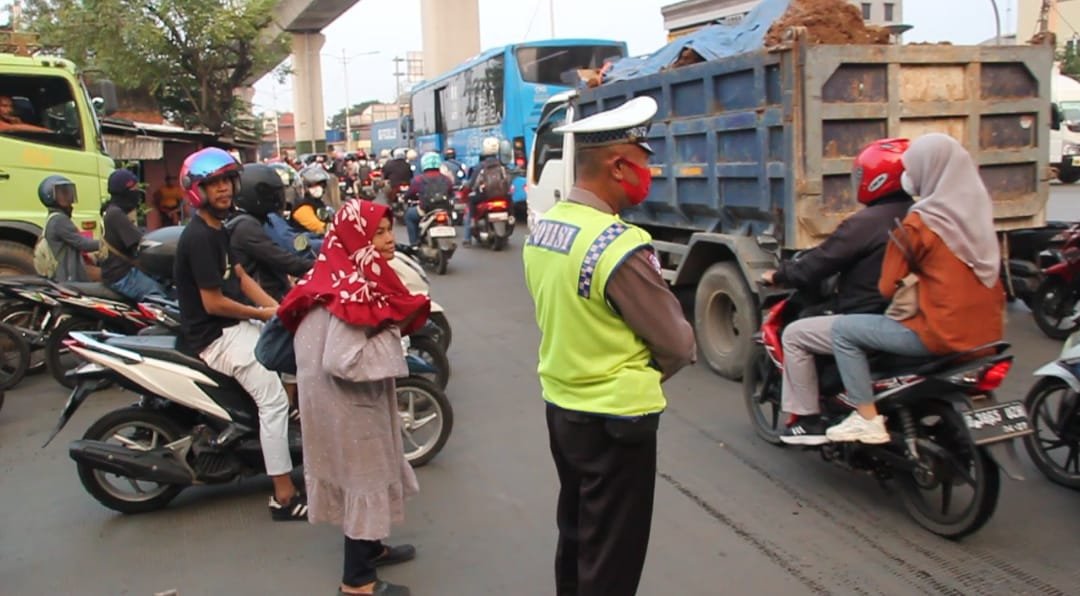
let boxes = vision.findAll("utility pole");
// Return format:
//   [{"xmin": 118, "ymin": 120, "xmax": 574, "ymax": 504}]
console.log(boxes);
[
  {"xmin": 549, "ymin": 0, "xmax": 556, "ymax": 37},
  {"xmin": 393, "ymin": 56, "xmax": 407, "ymax": 102},
  {"xmin": 342, "ymin": 49, "xmax": 352, "ymax": 151}
]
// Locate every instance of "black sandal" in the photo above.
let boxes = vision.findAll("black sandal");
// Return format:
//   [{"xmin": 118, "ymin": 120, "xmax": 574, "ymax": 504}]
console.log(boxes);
[{"xmin": 372, "ymin": 544, "xmax": 416, "ymax": 567}]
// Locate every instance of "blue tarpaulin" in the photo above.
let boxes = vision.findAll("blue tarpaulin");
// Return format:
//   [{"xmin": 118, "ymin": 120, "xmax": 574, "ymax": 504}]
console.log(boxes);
[{"xmin": 604, "ymin": 0, "xmax": 792, "ymax": 83}]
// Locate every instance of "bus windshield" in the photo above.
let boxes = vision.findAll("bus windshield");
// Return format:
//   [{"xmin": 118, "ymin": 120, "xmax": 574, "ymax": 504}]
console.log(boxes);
[{"xmin": 515, "ymin": 45, "xmax": 625, "ymax": 86}]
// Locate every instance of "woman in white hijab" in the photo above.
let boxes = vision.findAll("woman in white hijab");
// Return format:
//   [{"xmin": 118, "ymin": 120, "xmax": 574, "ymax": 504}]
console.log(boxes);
[{"xmin": 825, "ymin": 133, "xmax": 1006, "ymax": 444}]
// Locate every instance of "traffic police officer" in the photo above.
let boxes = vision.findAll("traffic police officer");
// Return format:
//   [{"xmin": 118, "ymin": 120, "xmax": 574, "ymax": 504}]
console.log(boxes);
[{"xmin": 523, "ymin": 96, "xmax": 696, "ymax": 596}]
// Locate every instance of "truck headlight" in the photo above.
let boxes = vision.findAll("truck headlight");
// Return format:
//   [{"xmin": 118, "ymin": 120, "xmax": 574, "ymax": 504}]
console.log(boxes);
[{"xmin": 1064, "ymin": 144, "xmax": 1080, "ymax": 156}]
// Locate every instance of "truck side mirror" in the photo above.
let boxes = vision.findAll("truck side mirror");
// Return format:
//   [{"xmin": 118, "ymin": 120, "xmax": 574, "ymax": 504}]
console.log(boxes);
[
  {"xmin": 499, "ymin": 139, "xmax": 513, "ymax": 165},
  {"xmin": 1052, "ymin": 103, "xmax": 1063, "ymax": 131},
  {"xmin": 85, "ymin": 79, "xmax": 118, "ymax": 116},
  {"xmin": 400, "ymin": 116, "xmax": 413, "ymax": 134}
]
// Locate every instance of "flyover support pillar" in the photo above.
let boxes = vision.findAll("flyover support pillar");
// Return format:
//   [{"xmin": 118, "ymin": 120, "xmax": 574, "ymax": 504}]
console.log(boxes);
[
  {"xmin": 420, "ymin": 0, "xmax": 480, "ymax": 79},
  {"xmin": 291, "ymin": 31, "xmax": 327, "ymax": 155}
]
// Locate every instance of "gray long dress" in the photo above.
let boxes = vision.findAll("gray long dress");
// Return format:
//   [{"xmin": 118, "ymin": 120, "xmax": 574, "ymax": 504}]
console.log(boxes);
[{"xmin": 294, "ymin": 307, "xmax": 419, "ymax": 540}]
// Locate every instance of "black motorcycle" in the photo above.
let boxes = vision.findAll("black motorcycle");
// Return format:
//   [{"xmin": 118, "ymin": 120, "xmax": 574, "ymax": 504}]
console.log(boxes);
[
  {"xmin": 743, "ymin": 287, "xmax": 1032, "ymax": 539},
  {"xmin": 44, "ymin": 330, "xmax": 453, "ymax": 514}
]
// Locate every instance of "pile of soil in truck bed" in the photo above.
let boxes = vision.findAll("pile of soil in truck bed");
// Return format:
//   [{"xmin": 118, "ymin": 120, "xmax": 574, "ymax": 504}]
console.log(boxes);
[{"xmin": 765, "ymin": 0, "xmax": 892, "ymax": 46}]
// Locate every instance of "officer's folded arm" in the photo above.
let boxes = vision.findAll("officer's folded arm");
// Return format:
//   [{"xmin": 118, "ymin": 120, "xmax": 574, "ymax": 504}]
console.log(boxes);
[{"xmin": 605, "ymin": 248, "xmax": 697, "ymax": 381}]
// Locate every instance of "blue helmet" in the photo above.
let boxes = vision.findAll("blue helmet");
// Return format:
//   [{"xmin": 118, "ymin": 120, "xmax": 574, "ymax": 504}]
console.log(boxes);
[
  {"xmin": 38, "ymin": 175, "xmax": 77, "ymax": 209},
  {"xmin": 420, "ymin": 152, "xmax": 442, "ymax": 171}
]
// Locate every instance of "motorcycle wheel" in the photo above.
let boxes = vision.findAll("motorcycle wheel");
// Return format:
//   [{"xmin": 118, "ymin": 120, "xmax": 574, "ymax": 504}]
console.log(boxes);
[
  {"xmin": 0, "ymin": 302, "xmax": 48, "ymax": 373},
  {"xmin": 742, "ymin": 345, "xmax": 785, "ymax": 445},
  {"xmin": 895, "ymin": 400, "xmax": 1000, "ymax": 539},
  {"xmin": 77, "ymin": 407, "xmax": 186, "ymax": 514},
  {"xmin": 1022, "ymin": 377, "xmax": 1080, "ymax": 489},
  {"xmin": 46, "ymin": 316, "xmax": 111, "ymax": 390},
  {"xmin": 435, "ymin": 249, "xmax": 448, "ymax": 275},
  {"xmin": 407, "ymin": 336, "xmax": 450, "ymax": 390},
  {"xmin": 492, "ymin": 236, "xmax": 508, "ymax": 252},
  {"xmin": 1032, "ymin": 278, "xmax": 1080, "ymax": 340},
  {"xmin": 396, "ymin": 377, "xmax": 453, "ymax": 467},
  {"xmin": 428, "ymin": 312, "xmax": 452, "ymax": 351},
  {"xmin": 0, "ymin": 323, "xmax": 29, "ymax": 391}
]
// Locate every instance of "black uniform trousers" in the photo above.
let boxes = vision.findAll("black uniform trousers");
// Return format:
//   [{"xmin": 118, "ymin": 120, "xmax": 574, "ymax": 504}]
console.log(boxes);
[{"xmin": 546, "ymin": 404, "xmax": 659, "ymax": 596}]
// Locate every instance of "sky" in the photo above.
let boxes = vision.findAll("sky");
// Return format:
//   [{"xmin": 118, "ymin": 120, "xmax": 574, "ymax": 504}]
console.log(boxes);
[{"xmin": 252, "ymin": 0, "xmax": 1022, "ymax": 118}]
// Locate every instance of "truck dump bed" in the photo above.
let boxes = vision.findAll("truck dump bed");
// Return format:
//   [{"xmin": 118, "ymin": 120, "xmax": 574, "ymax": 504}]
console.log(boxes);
[{"xmin": 576, "ymin": 36, "xmax": 1053, "ymax": 249}]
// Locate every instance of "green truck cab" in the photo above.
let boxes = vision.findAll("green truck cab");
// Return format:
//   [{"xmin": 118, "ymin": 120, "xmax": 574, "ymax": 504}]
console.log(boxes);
[{"xmin": 0, "ymin": 52, "xmax": 116, "ymax": 274}]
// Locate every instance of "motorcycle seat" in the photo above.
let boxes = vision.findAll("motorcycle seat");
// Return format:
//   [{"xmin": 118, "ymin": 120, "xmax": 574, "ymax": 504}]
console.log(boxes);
[
  {"xmin": 104, "ymin": 335, "xmax": 211, "ymax": 372},
  {"xmin": 64, "ymin": 282, "xmax": 127, "ymax": 302}
]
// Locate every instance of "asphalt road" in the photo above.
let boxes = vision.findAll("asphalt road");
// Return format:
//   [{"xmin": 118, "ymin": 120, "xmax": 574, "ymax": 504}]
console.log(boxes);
[{"xmin": 3, "ymin": 200, "xmax": 1080, "ymax": 595}]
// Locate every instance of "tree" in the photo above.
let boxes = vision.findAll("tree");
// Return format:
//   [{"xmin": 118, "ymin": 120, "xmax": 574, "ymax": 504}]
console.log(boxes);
[
  {"xmin": 328, "ymin": 100, "xmax": 379, "ymax": 131},
  {"xmin": 26, "ymin": 0, "xmax": 290, "ymax": 131},
  {"xmin": 1062, "ymin": 39, "xmax": 1080, "ymax": 79}
]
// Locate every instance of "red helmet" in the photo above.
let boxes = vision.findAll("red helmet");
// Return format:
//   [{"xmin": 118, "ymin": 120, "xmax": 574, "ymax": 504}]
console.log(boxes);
[
  {"xmin": 852, "ymin": 138, "xmax": 909, "ymax": 205},
  {"xmin": 180, "ymin": 147, "xmax": 242, "ymax": 209}
]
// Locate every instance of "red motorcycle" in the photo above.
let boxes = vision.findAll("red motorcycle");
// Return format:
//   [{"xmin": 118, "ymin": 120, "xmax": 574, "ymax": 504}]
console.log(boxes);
[
  {"xmin": 1031, "ymin": 223, "xmax": 1080, "ymax": 339},
  {"xmin": 743, "ymin": 285, "xmax": 1030, "ymax": 538},
  {"xmin": 468, "ymin": 196, "xmax": 515, "ymax": 251}
]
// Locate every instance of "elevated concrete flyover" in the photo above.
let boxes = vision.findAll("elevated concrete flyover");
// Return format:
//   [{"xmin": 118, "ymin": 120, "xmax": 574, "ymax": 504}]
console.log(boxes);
[{"xmin": 268, "ymin": 0, "xmax": 479, "ymax": 154}]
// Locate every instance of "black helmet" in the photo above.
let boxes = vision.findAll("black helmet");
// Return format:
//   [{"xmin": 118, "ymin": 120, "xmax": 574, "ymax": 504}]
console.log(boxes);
[
  {"xmin": 444, "ymin": 147, "xmax": 456, "ymax": 160},
  {"xmin": 38, "ymin": 175, "xmax": 77, "ymax": 209},
  {"xmin": 236, "ymin": 163, "xmax": 286, "ymax": 217}
]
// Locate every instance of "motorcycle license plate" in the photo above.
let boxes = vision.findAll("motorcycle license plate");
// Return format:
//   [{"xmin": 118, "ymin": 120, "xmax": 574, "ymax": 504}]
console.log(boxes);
[
  {"xmin": 429, "ymin": 226, "xmax": 456, "ymax": 239},
  {"xmin": 962, "ymin": 401, "xmax": 1032, "ymax": 445},
  {"xmin": 488, "ymin": 212, "xmax": 509, "ymax": 221}
]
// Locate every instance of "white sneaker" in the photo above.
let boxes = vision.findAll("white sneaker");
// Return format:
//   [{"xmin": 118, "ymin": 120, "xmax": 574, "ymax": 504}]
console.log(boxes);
[{"xmin": 825, "ymin": 411, "xmax": 890, "ymax": 444}]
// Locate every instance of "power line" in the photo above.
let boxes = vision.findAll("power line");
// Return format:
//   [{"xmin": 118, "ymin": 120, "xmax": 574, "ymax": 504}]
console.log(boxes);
[{"xmin": 523, "ymin": 0, "xmax": 544, "ymax": 40}]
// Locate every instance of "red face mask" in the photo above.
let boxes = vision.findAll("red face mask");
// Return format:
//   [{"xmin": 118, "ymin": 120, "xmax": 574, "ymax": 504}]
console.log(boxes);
[{"xmin": 618, "ymin": 158, "xmax": 652, "ymax": 205}]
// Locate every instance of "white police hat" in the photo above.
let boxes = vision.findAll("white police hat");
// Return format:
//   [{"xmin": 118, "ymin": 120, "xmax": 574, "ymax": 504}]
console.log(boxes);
[{"xmin": 555, "ymin": 96, "xmax": 658, "ymax": 155}]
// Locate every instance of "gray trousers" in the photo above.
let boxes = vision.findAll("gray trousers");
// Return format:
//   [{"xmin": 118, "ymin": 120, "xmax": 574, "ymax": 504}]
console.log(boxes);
[{"xmin": 781, "ymin": 315, "xmax": 841, "ymax": 416}]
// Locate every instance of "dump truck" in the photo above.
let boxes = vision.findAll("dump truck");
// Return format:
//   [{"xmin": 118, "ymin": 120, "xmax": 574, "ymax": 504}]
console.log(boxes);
[{"xmin": 526, "ymin": 30, "xmax": 1053, "ymax": 380}]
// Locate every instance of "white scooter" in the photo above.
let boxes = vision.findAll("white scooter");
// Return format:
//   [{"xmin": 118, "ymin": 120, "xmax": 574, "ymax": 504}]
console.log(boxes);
[{"xmin": 391, "ymin": 248, "xmax": 452, "ymax": 351}]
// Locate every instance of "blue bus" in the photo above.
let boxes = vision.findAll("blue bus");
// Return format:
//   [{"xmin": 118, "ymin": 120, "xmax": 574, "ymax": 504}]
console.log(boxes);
[{"xmin": 408, "ymin": 39, "xmax": 627, "ymax": 205}]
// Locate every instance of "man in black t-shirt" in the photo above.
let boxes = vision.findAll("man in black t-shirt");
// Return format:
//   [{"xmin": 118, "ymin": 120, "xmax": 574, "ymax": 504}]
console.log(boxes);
[
  {"xmin": 175, "ymin": 147, "xmax": 307, "ymax": 521},
  {"xmin": 101, "ymin": 170, "xmax": 167, "ymax": 301}
]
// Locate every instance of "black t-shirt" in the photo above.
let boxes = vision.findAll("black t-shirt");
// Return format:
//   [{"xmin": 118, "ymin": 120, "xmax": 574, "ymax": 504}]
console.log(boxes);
[
  {"xmin": 101, "ymin": 205, "xmax": 143, "ymax": 284},
  {"xmin": 174, "ymin": 216, "xmax": 242, "ymax": 355}
]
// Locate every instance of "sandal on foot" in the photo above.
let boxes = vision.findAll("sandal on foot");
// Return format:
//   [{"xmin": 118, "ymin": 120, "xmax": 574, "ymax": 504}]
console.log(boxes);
[
  {"xmin": 338, "ymin": 581, "xmax": 411, "ymax": 595},
  {"xmin": 372, "ymin": 544, "xmax": 416, "ymax": 567}
]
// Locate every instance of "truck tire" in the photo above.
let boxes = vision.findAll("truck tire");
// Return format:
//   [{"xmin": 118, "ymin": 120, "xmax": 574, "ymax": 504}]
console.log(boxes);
[
  {"xmin": 694, "ymin": 262, "xmax": 758, "ymax": 380},
  {"xmin": 0, "ymin": 241, "xmax": 35, "ymax": 276},
  {"xmin": 1060, "ymin": 170, "xmax": 1080, "ymax": 184}
]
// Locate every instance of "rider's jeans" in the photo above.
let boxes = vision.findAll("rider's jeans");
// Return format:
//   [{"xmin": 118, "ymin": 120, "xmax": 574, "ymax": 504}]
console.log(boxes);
[
  {"xmin": 781, "ymin": 315, "xmax": 841, "ymax": 416},
  {"xmin": 200, "ymin": 320, "xmax": 293, "ymax": 476},
  {"xmin": 832, "ymin": 314, "xmax": 931, "ymax": 406},
  {"xmin": 109, "ymin": 268, "xmax": 167, "ymax": 302},
  {"xmin": 405, "ymin": 206, "xmax": 421, "ymax": 245}
]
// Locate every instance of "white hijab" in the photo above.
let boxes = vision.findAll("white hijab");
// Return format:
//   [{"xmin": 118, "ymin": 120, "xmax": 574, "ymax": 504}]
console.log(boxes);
[{"xmin": 903, "ymin": 134, "xmax": 1000, "ymax": 287}]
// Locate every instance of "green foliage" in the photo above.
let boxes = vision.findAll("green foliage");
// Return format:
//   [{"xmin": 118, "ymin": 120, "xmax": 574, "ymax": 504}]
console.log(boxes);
[
  {"xmin": 328, "ymin": 100, "xmax": 379, "ymax": 131},
  {"xmin": 1060, "ymin": 39, "xmax": 1080, "ymax": 79},
  {"xmin": 26, "ymin": 0, "xmax": 289, "ymax": 131}
]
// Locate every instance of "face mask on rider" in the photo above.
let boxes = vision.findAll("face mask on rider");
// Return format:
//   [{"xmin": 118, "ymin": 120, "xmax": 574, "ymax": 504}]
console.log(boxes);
[
  {"xmin": 901, "ymin": 171, "xmax": 917, "ymax": 198},
  {"xmin": 617, "ymin": 158, "xmax": 652, "ymax": 206},
  {"xmin": 309, "ymin": 185, "xmax": 325, "ymax": 199}
]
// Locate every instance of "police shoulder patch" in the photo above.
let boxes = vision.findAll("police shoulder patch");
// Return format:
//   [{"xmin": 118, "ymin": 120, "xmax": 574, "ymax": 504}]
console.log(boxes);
[{"xmin": 527, "ymin": 220, "xmax": 581, "ymax": 254}]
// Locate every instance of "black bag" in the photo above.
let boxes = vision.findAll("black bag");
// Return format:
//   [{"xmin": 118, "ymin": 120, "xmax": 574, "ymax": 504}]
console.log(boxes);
[
  {"xmin": 254, "ymin": 316, "xmax": 297, "ymax": 374},
  {"xmin": 476, "ymin": 161, "xmax": 511, "ymax": 197}
]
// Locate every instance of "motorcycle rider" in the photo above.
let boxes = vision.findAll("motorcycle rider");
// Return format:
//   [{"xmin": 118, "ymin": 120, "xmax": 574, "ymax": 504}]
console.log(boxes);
[
  {"xmin": 382, "ymin": 148, "xmax": 414, "ymax": 202},
  {"xmin": 36, "ymin": 175, "xmax": 101, "ymax": 282},
  {"xmin": 404, "ymin": 152, "xmax": 454, "ymax": 247},
  {"xmin": 441, "ymin": 147, "xmax": 467, "ymax": 187},
  {"xmin": 175, "ymin": 147, "xmax": 307, "ymax": 521},
  {"xmin": 406, "ymin": 148, "xmax": 419, "ymax": 174},
  {"xmin": 462, "ymin": 137, "xmax": 512, "ymax": 247},
  {"xmin": 100, "ymin": 169, "xmax": 169, "ymax": 301},
  {"xmin": 759, "ymin": 138, "xmax": 914, "ymax": 445},
  {"xmin": 292, "ymin": 165, "xmax": 330, "ymax": 235}
]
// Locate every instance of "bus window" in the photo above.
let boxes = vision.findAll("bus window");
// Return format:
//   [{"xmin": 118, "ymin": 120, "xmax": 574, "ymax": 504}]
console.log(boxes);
[
  {"xmin": 515, "ymin": 45, "xmax": 626, "ymax": 86},
  {"xmin": 0, "ymin": 74, "xmax": 84, "ymax": 149},
  {"xmin": 532, "ymin": 105, "xmax": 567, "ymax": 184}
]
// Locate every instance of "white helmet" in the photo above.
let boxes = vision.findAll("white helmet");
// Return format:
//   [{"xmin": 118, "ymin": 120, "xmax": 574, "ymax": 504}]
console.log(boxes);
[
  {"xmin": 380, "ymin": 149, "xmax": 391, "ymax": 159},
  {"xmin": 392, "ymin": 148, "xmax": 406, "ymax": 160},
  {"xmin": 406, "ymin": 149, "xmax": 418, "ymax": 161},
  {"xmin": 482, "ymin": 136, "xmax": 500, "ymax": 156}
]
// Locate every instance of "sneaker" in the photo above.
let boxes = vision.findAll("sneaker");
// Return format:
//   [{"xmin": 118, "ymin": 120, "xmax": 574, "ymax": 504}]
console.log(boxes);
[
  {"xmin": 779, "ymin": 415, "xmax": 830, "ymax": 446},
  {"xmin": 269, "ymin": 493, "xmax": 308, "ymax": 521},
  {"xmin": 825, "ymin": 411, "xmax": 890, "ymax": 444}
]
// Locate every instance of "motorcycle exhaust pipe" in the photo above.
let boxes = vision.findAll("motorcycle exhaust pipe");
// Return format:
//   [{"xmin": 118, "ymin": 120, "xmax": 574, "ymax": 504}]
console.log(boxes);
[{"xmin": 69, "ymin": 440, "xmax": 194, "ymax": 485}]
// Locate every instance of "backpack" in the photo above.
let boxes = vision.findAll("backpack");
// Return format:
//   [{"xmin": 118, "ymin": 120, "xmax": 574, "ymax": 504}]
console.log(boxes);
[
  {"xmin": 33, "ymin": 212, "xmax": 63, "ymax": 278},
  {"xmin": 476, "ymin": 160, "xmax": 511, "ymax": 197},
  {"xmin": 417, "ymin": 174, "xmax": 451, "ymax": 207}
]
